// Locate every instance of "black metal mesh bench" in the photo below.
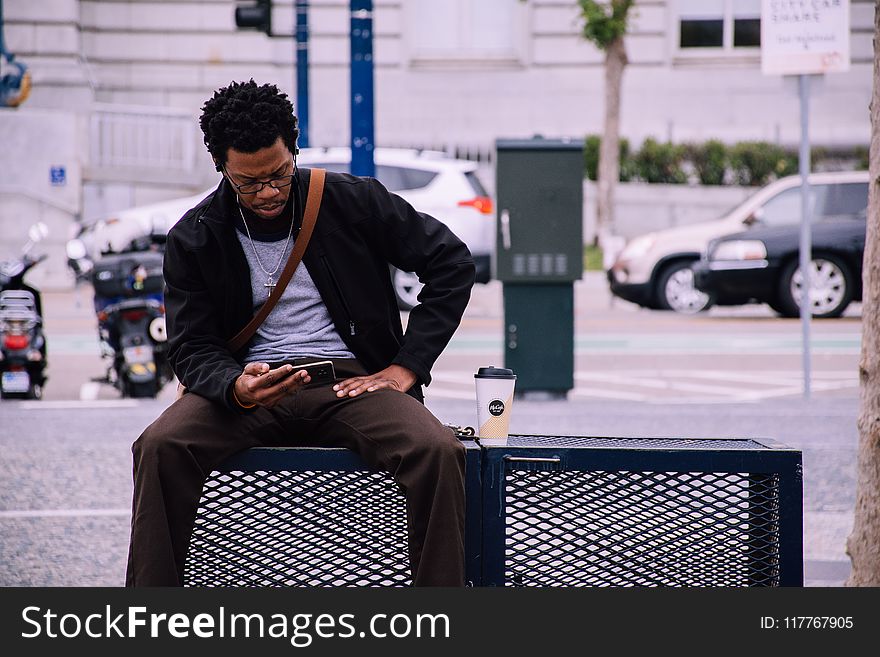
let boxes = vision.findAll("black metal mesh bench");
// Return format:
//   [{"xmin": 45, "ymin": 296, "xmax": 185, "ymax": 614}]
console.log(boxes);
[{"xmin": 184, "ymin": 435, "xmax": 802, "ymax": 587}]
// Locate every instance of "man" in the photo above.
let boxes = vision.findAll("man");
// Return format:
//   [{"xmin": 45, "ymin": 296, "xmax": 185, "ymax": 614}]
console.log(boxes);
[{"xmin": 125, "ymin": 80, "xmax": 475, "ymax": 587}]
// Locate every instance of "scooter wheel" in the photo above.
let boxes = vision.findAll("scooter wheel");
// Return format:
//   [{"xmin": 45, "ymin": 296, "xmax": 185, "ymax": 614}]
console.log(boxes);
[
  {"xmin": 126, "ymin": 380, "xmax": 158, "ymax": 398},
  {"xmin": 27, "ymin": 383, "xmax": 42, "ymax": 400}
]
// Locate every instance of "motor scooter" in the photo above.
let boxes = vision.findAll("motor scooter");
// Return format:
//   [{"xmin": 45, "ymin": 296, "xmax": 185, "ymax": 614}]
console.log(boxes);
[
  {"xmin": 0, "ymin": 223, "xmax": 49, "ymax": 399},
  {"xmin": 91, "ymin": 247, "xmax": 172, "ymax": 398}
]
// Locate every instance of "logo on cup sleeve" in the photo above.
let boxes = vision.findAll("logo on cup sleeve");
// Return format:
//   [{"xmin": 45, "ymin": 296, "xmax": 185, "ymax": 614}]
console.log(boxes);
[{"xmin": 488, "ymin": 399, "xmax": 505, "ymax": 417}]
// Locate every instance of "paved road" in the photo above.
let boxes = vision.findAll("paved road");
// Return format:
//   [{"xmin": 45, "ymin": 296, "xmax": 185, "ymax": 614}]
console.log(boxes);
[
  {"xmin": 0, "ymin": 274, "xmax": 862, "ymax": 587},
  {"xmin": 40, "ymin": 276, "xmax": 862, "ymax": 406}
]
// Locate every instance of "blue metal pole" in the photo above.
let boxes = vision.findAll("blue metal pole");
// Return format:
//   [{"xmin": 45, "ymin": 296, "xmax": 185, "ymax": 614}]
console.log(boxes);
[
  {"xmin": 0, "ymin": 0, "xmax": 6, "ymax": 57},
  {"xmin": 350, "ymin": 0, "xmax": 375, "ymax": 177},
  {"xmin": 295, "ymin": 0, "xmax": 309, "ymax": 148}
]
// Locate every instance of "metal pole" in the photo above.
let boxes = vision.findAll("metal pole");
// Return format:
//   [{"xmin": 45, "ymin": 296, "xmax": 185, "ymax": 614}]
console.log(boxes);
[
  {"xmin": 295, "ymin": 0, "xmax": 309, "ymax": 148},
  {"xmin": 350, "ymin": 0, "xmax": 375, "ymax": 177},
  {"xmin": 0, "ymin": 0, "xmax": 6, "ymax": 57},
  {"xmin": 798, "ymin": 74, "xmax": 812, "ymax": 400}
]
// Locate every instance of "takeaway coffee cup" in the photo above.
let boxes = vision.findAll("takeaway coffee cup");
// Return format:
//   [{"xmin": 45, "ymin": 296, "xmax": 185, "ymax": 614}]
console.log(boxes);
[{"xmin": 474, "ymin": 366, "xmax": 516, "ymax": 444}]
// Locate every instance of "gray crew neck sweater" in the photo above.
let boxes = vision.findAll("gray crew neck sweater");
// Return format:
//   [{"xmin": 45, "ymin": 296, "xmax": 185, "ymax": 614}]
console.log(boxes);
[{"xmin": 235, "ymin": 230, "xmax": 355, "ymax": 363}]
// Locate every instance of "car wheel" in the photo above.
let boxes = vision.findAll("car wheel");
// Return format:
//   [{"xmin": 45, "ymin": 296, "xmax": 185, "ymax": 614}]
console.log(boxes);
[
  {"xmin": 775, "ymin": 254, "xmax": 853, "ymax": 319},
  {"xmin": 390, "ymin": 266, "xmax": 422, "ymax": 311},
  {"xmin": 656, "ymin": 261, "xmax": 714, "ymax": 314}
]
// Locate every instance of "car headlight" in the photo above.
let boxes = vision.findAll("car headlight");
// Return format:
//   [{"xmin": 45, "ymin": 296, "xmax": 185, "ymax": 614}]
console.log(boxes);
[
  {"xmin": 710, "ymin": 240, "xmax": 767, "ymax": 261},
  {"xmin": 618, "ymin": 234, "xmax": 656, "ymax": 262}
]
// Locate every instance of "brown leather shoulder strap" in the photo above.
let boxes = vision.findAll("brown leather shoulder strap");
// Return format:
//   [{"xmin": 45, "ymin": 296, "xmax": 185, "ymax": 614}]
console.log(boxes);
[{"xmin": 226, "ymin": 168, "xmax": 326, "ymax": 354}]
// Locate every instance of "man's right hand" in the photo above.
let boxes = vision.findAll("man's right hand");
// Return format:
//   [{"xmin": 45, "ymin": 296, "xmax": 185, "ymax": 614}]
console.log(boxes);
[{"xmin": 233, "ymin": 362, "xmax": 310, "ymax": 409}]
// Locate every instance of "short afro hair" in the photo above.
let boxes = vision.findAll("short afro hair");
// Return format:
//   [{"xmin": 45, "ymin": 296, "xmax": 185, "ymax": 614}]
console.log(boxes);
[{"xmin": 199, "ymin": 80, "xmax": 299, "ymax": 168}]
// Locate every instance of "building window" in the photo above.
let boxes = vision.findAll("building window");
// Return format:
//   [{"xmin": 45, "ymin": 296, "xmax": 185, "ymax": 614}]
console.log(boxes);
[
  {"xmin": 406, "ymin": 0, "xmax": 525, "ymax": 66},
  {"xmin": 677, "ymin": 0, "xmax": 761, "ymax": 52}
]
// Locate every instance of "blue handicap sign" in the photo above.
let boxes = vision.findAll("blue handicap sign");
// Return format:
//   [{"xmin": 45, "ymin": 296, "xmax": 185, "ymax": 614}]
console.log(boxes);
[{"xmin": 50, "ymin": 166, "xmax": 66, "ymax": 186}]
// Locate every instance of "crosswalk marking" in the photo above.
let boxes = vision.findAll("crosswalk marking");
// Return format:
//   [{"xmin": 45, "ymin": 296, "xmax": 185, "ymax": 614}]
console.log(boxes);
[
  {"xmin": 423, "ymin": 369, "xmax": 857, "ymax": 403},
  {"xmin": 576, "ymin": 371, "xmax": 753, "ymax": 396},
  {"xmin": 567, "ymin": 386, "xmax": 647, "ymax": 402}
]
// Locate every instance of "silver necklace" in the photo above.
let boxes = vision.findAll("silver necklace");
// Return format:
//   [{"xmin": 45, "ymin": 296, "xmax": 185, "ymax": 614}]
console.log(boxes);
[{"xmin": 237, "ymin": 197, "xmax": 294, "ymax": 294}]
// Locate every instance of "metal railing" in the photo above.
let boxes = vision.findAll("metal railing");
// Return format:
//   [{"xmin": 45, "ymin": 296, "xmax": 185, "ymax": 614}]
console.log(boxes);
[
  {"xmin": 376, "ymin": 141, "xmax": 495, "ymax": 165},
  {"xmin": 89, "ymin": 103, "xmax": 198, "ymax": 174}
]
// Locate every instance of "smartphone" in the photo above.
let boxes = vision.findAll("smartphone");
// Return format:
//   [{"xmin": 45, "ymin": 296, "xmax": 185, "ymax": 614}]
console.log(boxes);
[{"xmin": 287, "ymin": 360, "xmax": 337, "ymax": 386}]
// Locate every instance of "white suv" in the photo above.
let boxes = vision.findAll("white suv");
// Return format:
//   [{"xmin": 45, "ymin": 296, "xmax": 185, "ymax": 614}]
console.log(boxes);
[
  {"xmin": 607, "ymin": 170, "xmax": 870, "ymax": 313},
  {"xmin": 72, "ymin": 148, "xmax": 494, "ymax": 310},
  {"xmin": 297, "ymin": 147, "xmax": 493, "ymax": 309}
]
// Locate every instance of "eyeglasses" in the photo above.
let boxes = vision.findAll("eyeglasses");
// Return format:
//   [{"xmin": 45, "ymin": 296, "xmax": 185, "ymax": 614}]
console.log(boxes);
[{"xmin": 223, "ymin": 162, "xmax": 297, "ymax": 195}]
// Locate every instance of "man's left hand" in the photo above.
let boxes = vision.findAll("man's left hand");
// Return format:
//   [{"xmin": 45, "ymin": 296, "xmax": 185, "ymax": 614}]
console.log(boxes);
[{"xmin": 333, "ymin": 364, "xmax": 417, "ymax": 398}]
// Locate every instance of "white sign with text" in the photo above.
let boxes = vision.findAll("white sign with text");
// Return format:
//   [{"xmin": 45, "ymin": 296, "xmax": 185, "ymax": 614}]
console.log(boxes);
[{"xmin": 761, "ymin": 0, "xmax": 851, "ymax": 75}]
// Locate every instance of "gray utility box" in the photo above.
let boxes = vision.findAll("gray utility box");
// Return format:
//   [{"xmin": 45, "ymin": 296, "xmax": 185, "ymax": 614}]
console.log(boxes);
[
  {"xmin": 494, "ymin": 138, "xmax": 584, "ymax": 284},
  {"xmin": 503, "ymin": 284, "xmax": 574, "ymax": 395},
  {"xmin": 495, "ymin": 138, "xmax": 584, "ymax": 397}
]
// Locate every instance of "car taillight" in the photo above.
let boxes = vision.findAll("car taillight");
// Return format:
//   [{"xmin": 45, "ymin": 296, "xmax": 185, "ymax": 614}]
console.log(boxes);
[
  {"xmin": 122, "ymin": 309, "xmax": 148, "ymax": 322},
  {"xmin": 457, "ymin": 196, "xmax": 493, "ymax": 215},
  {"xmin": 4, "ymin": 335, "xmax": 29, "ymax": 350}
]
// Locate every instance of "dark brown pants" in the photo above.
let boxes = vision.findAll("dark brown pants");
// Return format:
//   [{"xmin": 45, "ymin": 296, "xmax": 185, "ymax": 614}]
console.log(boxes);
[{"xmin": 125, "ymin": 359, "xmax": 465, "ymax": 587}]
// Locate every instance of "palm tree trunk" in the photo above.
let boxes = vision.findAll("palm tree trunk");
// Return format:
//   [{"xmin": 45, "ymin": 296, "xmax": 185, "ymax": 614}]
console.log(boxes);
[
  {"xmin": 846, "ymin": 0, "xmax": 880, "ymax": 586},
  {"xmin": 596, "ymin": 34, "xmax": 626, "ymax": 248}
]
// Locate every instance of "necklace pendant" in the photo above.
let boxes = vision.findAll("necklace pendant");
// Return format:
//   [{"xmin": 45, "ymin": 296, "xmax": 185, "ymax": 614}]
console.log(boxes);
[{"xmin": 264, "ymin": 275, "xmax": 277, "ymax": 292}]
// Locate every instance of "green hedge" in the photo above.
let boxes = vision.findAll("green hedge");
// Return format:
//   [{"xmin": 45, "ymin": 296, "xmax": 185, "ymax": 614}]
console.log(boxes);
[
  {"xmin": 584, "ymin": 135, "xmax": 635, "ymax": 182},
  {"xmin": 633, "ymin": 138, "xmax": 687, "ymax": 184},
  {"xmin": 728, "ymin": 141, "xmax": 798, "ymax": 186},
  {"xmin": 584, "ymin": 135, "xmax": 867, "ymax": 186},
  {"xmin": 683, "ymin": 139, "xmax": 727, "ymax": 185}
]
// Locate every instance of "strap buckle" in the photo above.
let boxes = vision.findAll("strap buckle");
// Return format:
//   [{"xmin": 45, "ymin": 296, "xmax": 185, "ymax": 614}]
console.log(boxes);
[{"xmin": 444, "ymin": 423, "xmax": 476, "ymax": 439}]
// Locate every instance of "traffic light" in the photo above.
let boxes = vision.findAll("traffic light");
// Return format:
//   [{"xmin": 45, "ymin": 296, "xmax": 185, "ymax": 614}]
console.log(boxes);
[{"xmin": 235, "ymin": 0, "xmax": 272, "ymax": 36}]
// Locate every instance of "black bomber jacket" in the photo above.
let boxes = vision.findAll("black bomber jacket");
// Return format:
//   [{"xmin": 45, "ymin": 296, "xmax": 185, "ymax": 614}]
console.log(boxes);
[{"xmin": 163, "ymin": 167, "xmax": 476, "ymax": 411}]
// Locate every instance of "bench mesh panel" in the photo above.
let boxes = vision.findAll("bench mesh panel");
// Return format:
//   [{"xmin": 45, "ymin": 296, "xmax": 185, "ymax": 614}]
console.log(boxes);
[
  {"xmin": 184, "ymin": 469, "xmax": 411, "ymax": 587},
  {"xmin": 507, "ymin": 435, "xmax": 767, "ymax": 450},
  {"xmin": 503, "ymin": 470, "xmax": 781, "ymax": 587}
]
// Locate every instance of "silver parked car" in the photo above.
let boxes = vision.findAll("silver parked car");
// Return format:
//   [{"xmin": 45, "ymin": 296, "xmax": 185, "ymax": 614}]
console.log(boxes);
[{"xmin": 607, "ymin": 170, "xmax": 869, "ymax": 313}]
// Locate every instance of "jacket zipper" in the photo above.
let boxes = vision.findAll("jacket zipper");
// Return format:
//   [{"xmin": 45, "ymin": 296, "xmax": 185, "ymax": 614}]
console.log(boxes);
[{"xmin": 321, "ymin": 255, "xmax": 356, "ymax": 336}]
